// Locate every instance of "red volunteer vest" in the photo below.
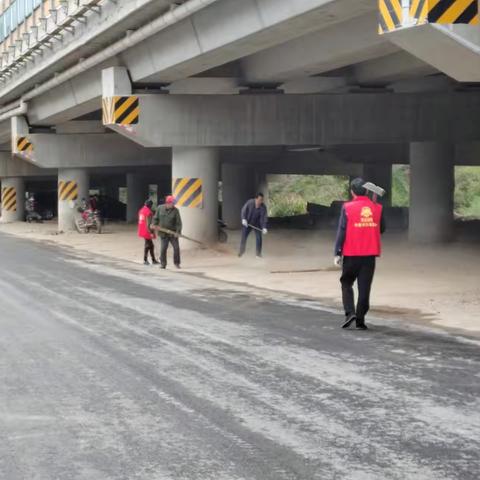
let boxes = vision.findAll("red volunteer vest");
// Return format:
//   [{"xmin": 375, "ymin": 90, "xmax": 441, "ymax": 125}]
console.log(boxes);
[
  {"xmin": 342, "ymin": 196, "xmax": 382, "ymax": 257},
  {"xmin": 138, "ymin": 206, "xmax": 153, "ymax": 240}
]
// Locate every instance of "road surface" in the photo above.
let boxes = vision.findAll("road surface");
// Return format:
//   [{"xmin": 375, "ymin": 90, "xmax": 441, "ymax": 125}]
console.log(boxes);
[{"xmin": 0, "ymin": 233, "xmax": 479, "ymax": 480}]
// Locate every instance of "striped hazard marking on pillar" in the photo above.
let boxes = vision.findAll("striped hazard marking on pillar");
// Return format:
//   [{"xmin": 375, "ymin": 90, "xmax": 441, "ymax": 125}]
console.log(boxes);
[
  {"xmin": 426, "ymin": 0, "xmax": 479, "ymax": 25},
  {"xmin": 102, "ymin": 96, "xmax": 140, "ymax": 125},
  {"xmin": 380, "ymin": 0, "xmax": 479, "ymax": 33},
  {"xmin": 378, "ymin": 0, "xmax": 402, "ymax": 34},
  {"xmin": 58, "ymin": 181, "xmax": 79, "ymax": 202},
  {"xmin": 2, "ymin": 187, "xmax": 17, "ymax": 212},
  {"xmin": 16, "ymin": 136, "xmax": 33, "ymax": 154},
  {"xmin": 410, "ymin": 0, "xmax": 429, "ymax": 22},
  {"xmin": 173, "ymin": 178, "xmax": 203, "ymax": 208}
]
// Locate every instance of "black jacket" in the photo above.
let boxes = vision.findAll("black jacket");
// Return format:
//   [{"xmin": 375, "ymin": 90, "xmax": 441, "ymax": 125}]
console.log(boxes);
[{"xmin": 241, "ymin": 199, "xmax": 268, "ymax": 229}]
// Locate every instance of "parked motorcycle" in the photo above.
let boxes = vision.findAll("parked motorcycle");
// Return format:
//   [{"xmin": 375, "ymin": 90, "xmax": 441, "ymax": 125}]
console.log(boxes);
[
  {"xmin": 25, "ymin": 195, "xmax": 52, "ymax": 223},
  {"xmin": 75, "ymin": 207, "xmax": 102, "ymax": 234},
  {"xmin": 218, "ymin": 218, "xmax": 228, "ymax": 243},
  {"xmin": 26, "ymin": 211, "xmax": 43, "ymax": 223}
]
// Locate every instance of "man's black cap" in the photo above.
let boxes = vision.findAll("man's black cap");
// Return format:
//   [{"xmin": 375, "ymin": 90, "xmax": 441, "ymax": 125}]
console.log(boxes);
[{"xmin": 350, "ymin": 177, "xmax": 367, "ymax": 196}]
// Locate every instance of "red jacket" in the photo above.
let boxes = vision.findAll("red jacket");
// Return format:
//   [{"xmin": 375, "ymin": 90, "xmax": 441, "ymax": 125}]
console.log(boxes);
[
  {"xmin": 342, "ymin": 197, "xmax": 383, "ymax": 256},
  {"xmin": 138, "ymin": 206, "xmax": 154, "ymax": 240}
]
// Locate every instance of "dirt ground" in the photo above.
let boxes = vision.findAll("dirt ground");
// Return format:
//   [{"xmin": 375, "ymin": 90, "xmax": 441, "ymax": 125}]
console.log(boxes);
[{"xmin": 1, "ymin": 220, "xmax": 479, "ymax": 336}]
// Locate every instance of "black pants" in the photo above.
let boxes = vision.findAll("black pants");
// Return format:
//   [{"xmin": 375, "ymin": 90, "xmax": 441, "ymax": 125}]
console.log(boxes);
[
  {"xmin": 340, "ymin": 256, "xmax": 376, "ymax": 324},
  {"xmin": 160, "ymin": 236, "xmax": 181, "ymax": 267},
  {"xmin": 239, "ymin": 226, "xmax": 262, "ymax": 256},
  {"xmin": 144, "ymin": 239, "xmax": 156, "ymax": 262}
]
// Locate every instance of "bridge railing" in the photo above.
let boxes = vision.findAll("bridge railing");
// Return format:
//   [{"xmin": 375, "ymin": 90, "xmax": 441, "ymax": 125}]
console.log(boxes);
[{"xmin": 0, "ymin": 0, "xmax": 107, "ymax": 87}]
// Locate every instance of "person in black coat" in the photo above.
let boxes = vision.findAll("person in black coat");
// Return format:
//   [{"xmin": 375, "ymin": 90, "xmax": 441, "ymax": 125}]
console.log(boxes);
[{"xmin": 238, "ymin": 193, "xmax": 268, "ymax": 258}]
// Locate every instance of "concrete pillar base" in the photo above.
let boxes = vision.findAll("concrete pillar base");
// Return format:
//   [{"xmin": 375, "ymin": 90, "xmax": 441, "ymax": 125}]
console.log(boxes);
[
  {"xmin": 58, "ymin": 169, "xmax": 89, "ymax": 232},
  {"xmin": 409, "ymin": 142, "xmax": 454, "ymax": 243},
  {"xmin": 0, "ymin": 177, "xmax": 25, "ymax": 222},
  {"xmin": 172, "ymin": 147, "xmax": 219, "ymax": 245}
]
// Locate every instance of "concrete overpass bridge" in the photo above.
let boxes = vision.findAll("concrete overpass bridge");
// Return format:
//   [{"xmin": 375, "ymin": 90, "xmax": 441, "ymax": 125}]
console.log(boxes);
[{"xmin": 0, "ymin": 0, "xmax": 479, "ymax": 243}]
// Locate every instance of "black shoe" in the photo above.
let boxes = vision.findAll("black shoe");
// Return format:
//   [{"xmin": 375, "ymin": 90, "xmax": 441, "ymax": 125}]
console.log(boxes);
[
  {"xmin": 152, "ymin": 260, "xmax": 159, "ymax": 265},
  {"xmin": 356, "ymin": 323, "xmax": 368, "ymax": 330},
  {"xmin": 175, "ymin": 264, "xmax": 181, "ymax": 269},
  {"xmin": 342, "ymin": 314, "xmax": 356, "ymax": 329},
  {"xmin": 143, "ymin": 260, "xmax": 150, "ymax": 266},
  {"xmin": 238, "ymin": 253, "xmax": 243, "ymax": 258},
  {"xmin": 160, "ymin": 265, "xmax": 166, "ymax": 269}
]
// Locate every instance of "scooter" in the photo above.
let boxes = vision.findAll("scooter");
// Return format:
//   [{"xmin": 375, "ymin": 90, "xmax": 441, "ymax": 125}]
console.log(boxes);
[
  {"xmin": 75, "ymin": 208, "xmax": 103, "ymax": 234},
  {"xmin": 26, "ymin": 211, "xmax": 43, "ymax": 223},
  {"xmin": 218, "ymin": 219, "xmax": 228, "ymax": 243}
]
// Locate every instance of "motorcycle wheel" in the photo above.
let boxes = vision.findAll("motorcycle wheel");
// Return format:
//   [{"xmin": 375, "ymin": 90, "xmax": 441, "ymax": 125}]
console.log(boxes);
[
  {"xmin": 75, "ymin": 219, "xmax": 86, "ymax": 234},
  {"xmin": 218, "ymin": 229, "xmax": 228, "ymax": 244}
]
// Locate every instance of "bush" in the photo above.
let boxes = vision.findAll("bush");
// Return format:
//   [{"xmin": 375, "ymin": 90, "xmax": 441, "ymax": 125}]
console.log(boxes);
[
  {"xmin": 455, "ymin": 167, "xmax": 480, "ymax": 218},
  {"xmin": 269, "ymin": 193, "xmax": 306, "ymax": 217},
  {"xmin": 269, "ymin": 175, "xmax": 349, "ymax": 217}
]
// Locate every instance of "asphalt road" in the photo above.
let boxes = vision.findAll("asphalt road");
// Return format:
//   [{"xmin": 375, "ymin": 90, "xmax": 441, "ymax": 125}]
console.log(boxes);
[{"xmin": 0, "ymin": 233, "xmax": 479, "ymax": 480}]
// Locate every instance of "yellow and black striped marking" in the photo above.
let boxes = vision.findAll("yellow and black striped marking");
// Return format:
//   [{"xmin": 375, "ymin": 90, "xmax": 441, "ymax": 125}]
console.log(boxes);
[
  {"xmin": 410, "ymin": 0, "xmax": 429, "ymax": 23},
  {"xmin": 102, "ymin": 96, "xmax": 140, "ymax": 125},
  {"xmin": 2, "ymin": 187, "xmax": 17, "ymax": 212},
  {"xmin": 16, "ymin": 136, "xmax": 33, "ymax": 154},
  {"xmin": 426, "ymin": 0, "xmax": 479, "ymax": 25},
  {"xmin": 173, "ymin": 178, "xmax": 203, "ymax": 208},
  {"xmin": 58, "ymin": 181, "xmax": 79, "ymax": 202},
  {"xmin": 378, "ymin": 0, "xmax": 403, "ymax": 34},
  {"xmin": 380, "ymin": 0, "xmax": 479, "ymax": 33}
]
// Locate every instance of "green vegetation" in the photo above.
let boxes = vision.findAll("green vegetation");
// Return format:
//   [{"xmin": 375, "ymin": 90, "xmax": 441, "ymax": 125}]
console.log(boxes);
[
  {"xmin": 392, "ymin": 165, "xmax": 410, "ymax": 207},
  {"xmin": 268, "ymin": 175, "xmax": 349, "ymax": 217},
  {"xmin": 455, "ymin": 167, "xmax": 480, "ymax": 218},
  {"xmin": 268, "ymin": 167, "xmax": 480, "ymax": 219}
]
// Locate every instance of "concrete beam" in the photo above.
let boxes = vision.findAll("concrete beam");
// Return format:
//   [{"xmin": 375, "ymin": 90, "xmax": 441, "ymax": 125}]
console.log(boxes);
[
  {"xmin": 281, "ymin": 77, "xmax": 348, "ymax": 94},
  {"xmin": 122, "ymin": 0, "xmax": 376, "ymax": 84},
  {"xmin": 103, "ymin": 92, "xmax": 480, "ymax": 147},
  {"xmin": 241, "ymin": 13, "xmax": 396, "ymax": 83},
  {"xmin": 0, "ymin": 120, "xmax": 11, "ymax": 146},
  {"xmin": 354, "ymin": 51, "xmax": 437, "ymax": 86},
  {"xmin": 0, "ymin": 153, "xmax": 55, "ymax": 178},
  {"xmin": 27, "ymin": 60, "xmax": 118, "ymax": 126},
  {"xmin": 386, "ymin": 24, "xmax": 480, "ymax": 83},
  {"xmin": 19, "ymin": 0, "xmax": 378, "ymax": 126},
  {"xmin": 257, "ymin": 151, "xmax": 363, "ymax": 176},
  {"xmin": 13, "ymin": 132, "xmax": 171, "ymax": 169}
]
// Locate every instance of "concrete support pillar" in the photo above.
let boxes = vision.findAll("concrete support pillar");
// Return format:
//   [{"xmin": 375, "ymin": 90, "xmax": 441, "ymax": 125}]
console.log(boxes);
[
  {"xmin": 0, "ymin": 177, "xmax": 25, "ymax": 222},
  {"xmin": 126, "ymin": 173, "xmax": 149, "ymax": 223},
  {"xmin": 221, "ymin": 164, "xmax": 255, "ymax": 229},
  {"xmin": 172, "ymin": 147, "xmax": 219, "ymax": 245},
  {"xmin": 409, "ymin": 142, "xmax": 454, "ymax": 243},
  {"xmin": 58, "ymin": 169, "xmax": 89, "ymax": 232},
  {"xmin": 363, "ymin": 163, "xmax": 392, "ymax": 206}
]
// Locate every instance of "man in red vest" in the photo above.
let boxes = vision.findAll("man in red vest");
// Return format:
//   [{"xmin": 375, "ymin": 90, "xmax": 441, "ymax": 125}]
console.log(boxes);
[
  {"xmin": 138, "ymin": 200, "xmax": 158, "ymax": 266},
  {"xmin": 334, "ymin": 178, "xmax": 386, "ymax": 330}
]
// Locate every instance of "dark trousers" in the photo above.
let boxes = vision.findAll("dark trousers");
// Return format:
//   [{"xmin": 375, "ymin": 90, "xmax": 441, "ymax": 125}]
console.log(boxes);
[
  {"xmin": 239, "ymin": 226, "xmax": 262, "ymax": 256},
  {"xmin": 340, "ymin": 256, "xmax": 376, "ymax": 324},
  {"xmin": 160, "ymin": 236, "xmax": 181, "ymax": 267},
  {"xmin": 144, "ymin": 239, "xmax": 156, "ymax": 262}
]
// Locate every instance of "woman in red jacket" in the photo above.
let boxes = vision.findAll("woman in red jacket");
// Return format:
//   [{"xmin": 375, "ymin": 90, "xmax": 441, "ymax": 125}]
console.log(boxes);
[{"xmin": 138, "ymin": 200, "xmax": 158, "ymax": 265}]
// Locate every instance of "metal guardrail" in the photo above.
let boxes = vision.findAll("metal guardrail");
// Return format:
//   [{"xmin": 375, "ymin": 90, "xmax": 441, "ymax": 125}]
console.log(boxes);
[{"xmin": 0, "ymin": 0, "xmax": 108, "ymax": 85}]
